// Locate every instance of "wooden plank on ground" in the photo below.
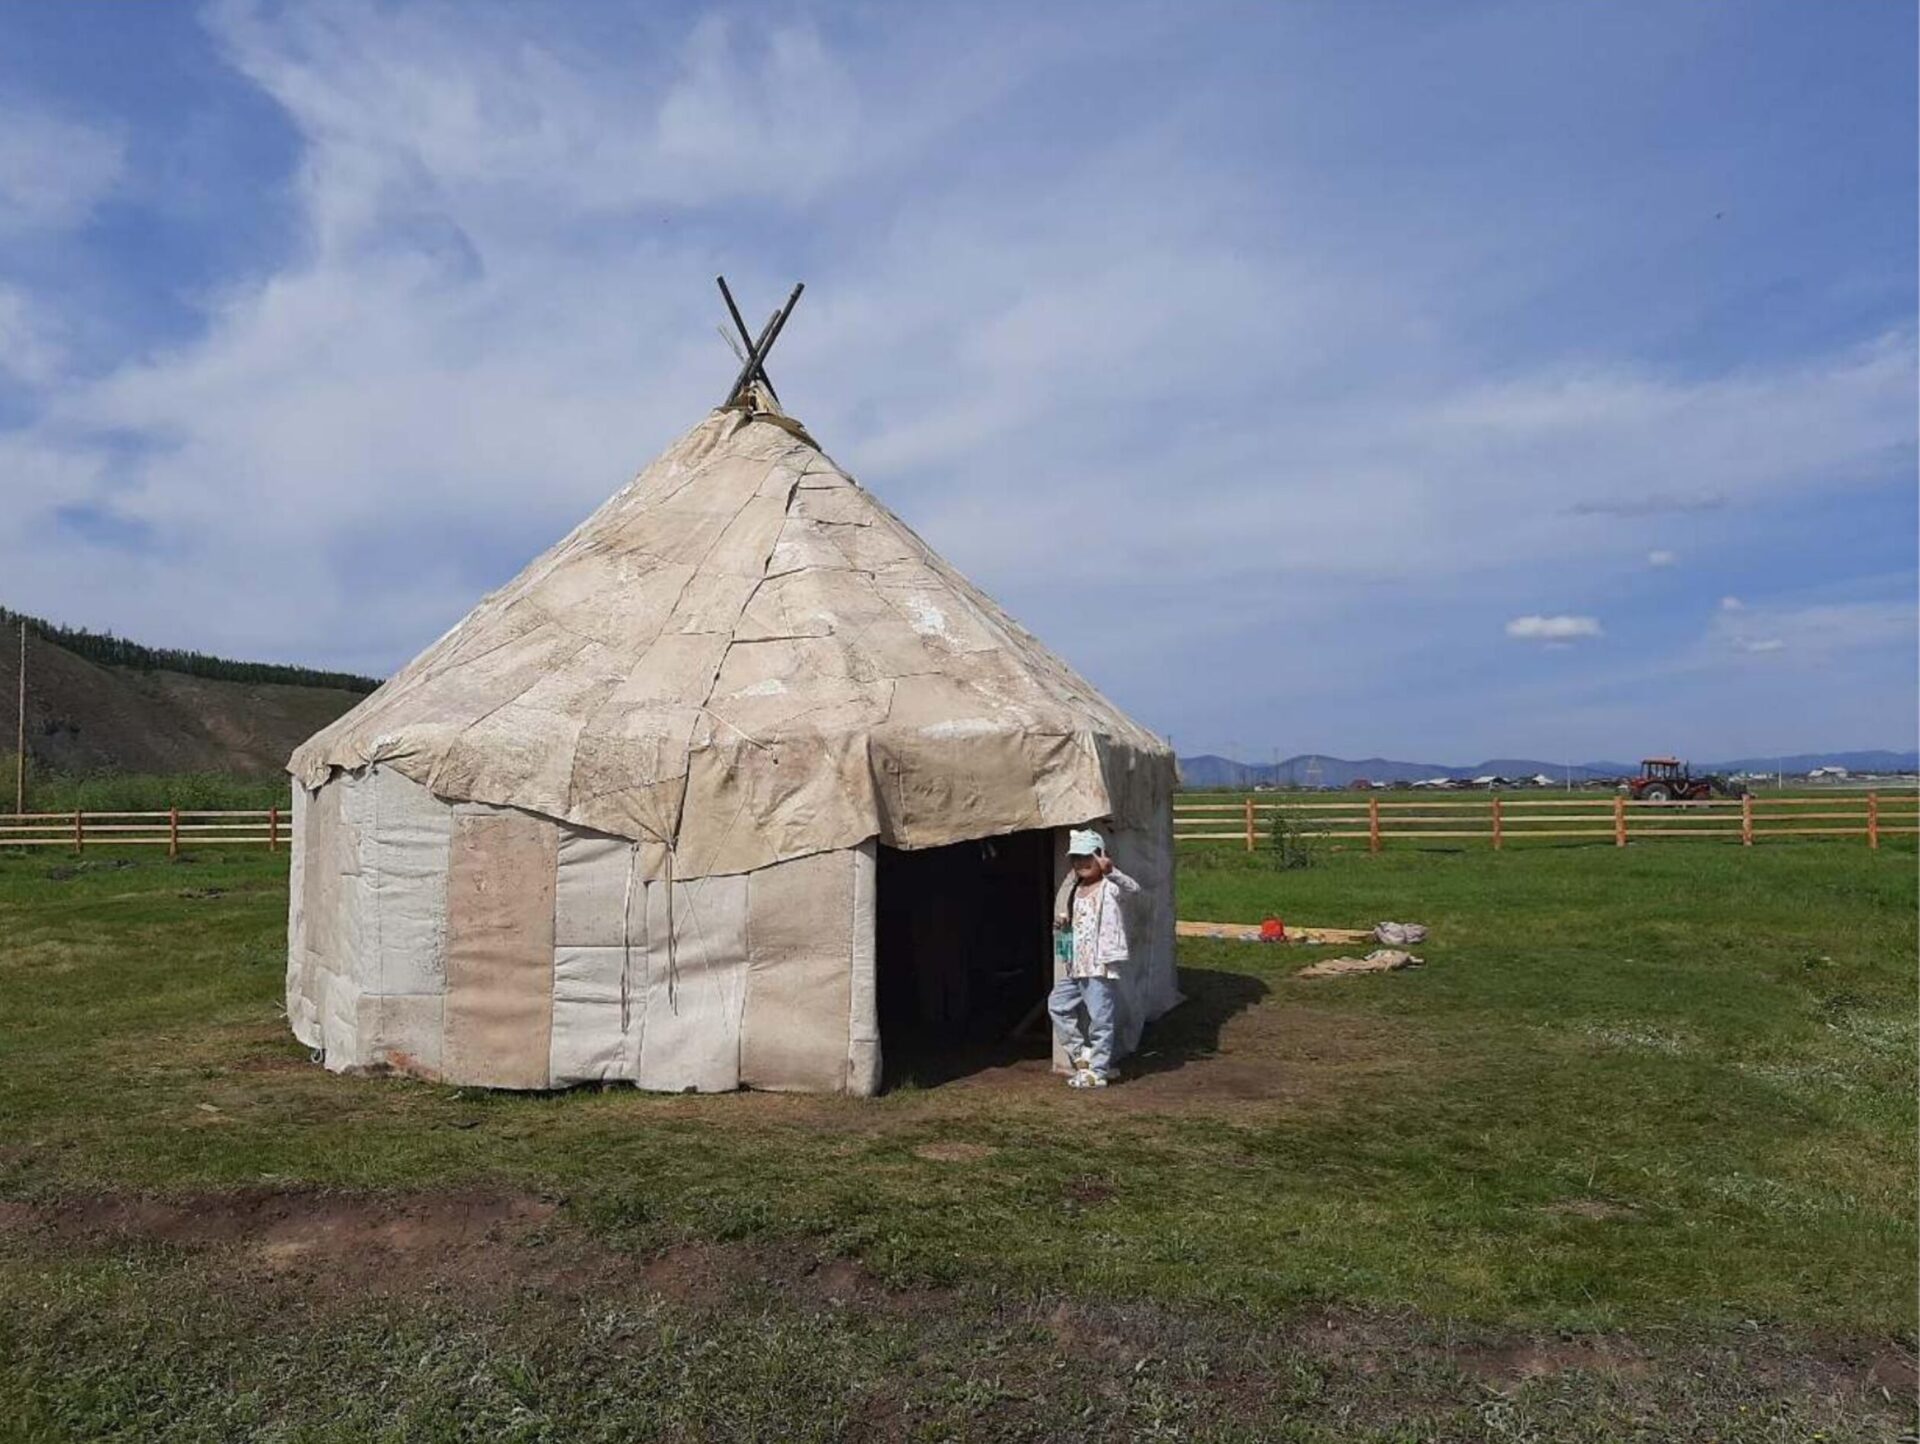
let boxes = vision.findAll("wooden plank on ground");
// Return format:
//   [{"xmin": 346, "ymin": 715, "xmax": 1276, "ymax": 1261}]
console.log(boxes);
[{"xmin": 1176, "ymin": 920, "xmax": 1373, "ymax": 945}]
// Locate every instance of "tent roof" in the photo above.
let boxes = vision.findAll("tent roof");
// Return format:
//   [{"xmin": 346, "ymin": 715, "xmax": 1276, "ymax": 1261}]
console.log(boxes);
[{"xmin": 290, "ymin": 397, "xmax": 1168, "ymax": 876}]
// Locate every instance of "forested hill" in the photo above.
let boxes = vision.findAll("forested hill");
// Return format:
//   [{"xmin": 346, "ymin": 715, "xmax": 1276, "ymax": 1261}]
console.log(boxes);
[
  {"xmin": 2, "ymin": 609, "xmax": 377, "ymax": 778},
  {"xmin": 0, "ymin": 608, "xmax": 380, "ymax": 694}
]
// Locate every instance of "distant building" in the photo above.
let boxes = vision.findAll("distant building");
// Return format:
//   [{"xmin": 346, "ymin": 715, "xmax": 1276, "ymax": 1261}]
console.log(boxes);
[{"xmin": 1807, "ymin": 765, "xmax": 1850, "ymax": 780}]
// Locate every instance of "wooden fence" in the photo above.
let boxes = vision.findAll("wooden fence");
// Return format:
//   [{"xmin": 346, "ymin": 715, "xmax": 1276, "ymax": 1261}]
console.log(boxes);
[
  {"xmin": 0, "ymin": 809, "xmax": 283, "ymax": 856},
  {"xmin": 5, "ymin": 797, "xmax": 1915, "ymax": 858},
  {"xmin": 1175, "ymin": 792, "xmax": 1920, "ymax": 852}
]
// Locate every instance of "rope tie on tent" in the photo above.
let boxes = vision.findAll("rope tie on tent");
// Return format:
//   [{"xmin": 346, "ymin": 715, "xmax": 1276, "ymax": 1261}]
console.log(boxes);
[
  {"xmin": 619, "ymin": 841, "xmax": 640, "ymax": 1035},
  {"xmin": 663, "ymin": 842, "xmax": 680, "ymax": 1012}
]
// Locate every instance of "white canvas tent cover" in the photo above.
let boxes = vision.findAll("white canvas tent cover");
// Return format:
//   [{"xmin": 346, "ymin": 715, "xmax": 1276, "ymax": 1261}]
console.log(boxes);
[
  {"xmin": 286, "ymin": 389, "xmax": 1178, "ymax": 1094},
  {"xmin": 291, "ymin": 392, "xmax": 1166, "ymax": 870}
]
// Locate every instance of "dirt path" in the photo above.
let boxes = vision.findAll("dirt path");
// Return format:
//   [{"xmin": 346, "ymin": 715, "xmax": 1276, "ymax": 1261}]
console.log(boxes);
[{"xmin": 2, "ymin": 1184, "xmax": 1911, "ymax": 1414}]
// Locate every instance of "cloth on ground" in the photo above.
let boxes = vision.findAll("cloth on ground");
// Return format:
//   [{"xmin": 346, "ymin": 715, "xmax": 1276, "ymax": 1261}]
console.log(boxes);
[
  {"xmin": 1373, "ymin": 921, "xmax": 1429, "ymax": 945},
  {"xmin": 1295, "ymin": 948, "xmax": 1424, "ymax": 979}
]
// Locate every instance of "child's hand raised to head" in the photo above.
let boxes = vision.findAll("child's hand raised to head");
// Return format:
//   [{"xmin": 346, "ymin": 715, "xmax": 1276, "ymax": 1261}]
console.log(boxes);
[{"xmin": 1097, "ymin": 853, "xmax": 1114, "ymax": 876}]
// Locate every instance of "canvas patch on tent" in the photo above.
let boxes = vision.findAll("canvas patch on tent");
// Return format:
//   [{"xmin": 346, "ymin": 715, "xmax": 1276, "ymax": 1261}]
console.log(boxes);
[
  {"xmin": 443, "ymin": 808, "xmax": 558, "ymax": 1089},
  {"xmin": 739, "ymin": 849, "xmax": 855, "ymax": 1093},
  {"xmin": 637, "ymin": 872, "xmax": 748, "ymax": 1093}
]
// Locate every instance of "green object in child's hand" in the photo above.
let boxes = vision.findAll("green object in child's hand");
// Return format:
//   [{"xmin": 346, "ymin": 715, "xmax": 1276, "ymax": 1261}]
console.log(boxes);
[{"xmin": 1053, "ymin": 927, "xmax": 1074, "ymax": 965}]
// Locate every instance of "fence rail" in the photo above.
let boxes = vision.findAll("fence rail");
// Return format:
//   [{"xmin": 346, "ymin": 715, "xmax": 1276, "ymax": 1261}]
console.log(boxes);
[
  {"xmin": 0, "ymin": 808, "xmax": 282, "ymax": 856},
  {"xmin": 6, "ymin": 796, "xmax": 1915, "ymax": 859},
  {"xmin": 1176, "ymin": 792, "xmax": 1920, "ymax": 852}
]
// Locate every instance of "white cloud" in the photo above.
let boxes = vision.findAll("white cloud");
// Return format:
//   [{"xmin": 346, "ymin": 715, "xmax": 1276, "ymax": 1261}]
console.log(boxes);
[
  {"xmin": 0, "ymin": 285, "xmax": 64, "ymax": 385},
  {"xmin": 1709, "ymin": 598, "xmax": 1912, "ymax": 663},
  {"xmin": 1646, "ymin": 549, "xmax": 1677, "ymax": 567},
  {"xmin": 1720, "ymin": 595, "xmax": 1745, "ymax": 611},
  {"xmin": 203, "ymin": 0, "xmax": 1046, "ymax": 251},
  {"xmin": 1506, "ymin": 614, "xmax": 1603, "ymax": 641},
  {"xmin": 0, "ymin": 0, "xmax": 1910, "ymax": 763},
  {"xmin": 0, "ymin": 103, "xmax": 123, "ymax": 233}
]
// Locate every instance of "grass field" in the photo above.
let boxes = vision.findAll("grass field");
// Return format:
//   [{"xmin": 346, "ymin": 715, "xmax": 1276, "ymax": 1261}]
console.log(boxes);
[{"xmin": 0, "ymin": 837, "xmax": 1914, "ymax": 1441}]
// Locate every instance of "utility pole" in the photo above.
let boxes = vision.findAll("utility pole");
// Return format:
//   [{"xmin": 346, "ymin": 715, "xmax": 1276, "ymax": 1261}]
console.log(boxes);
[{"xmin": 14, "ymin": 619, "xmax": 25, "ymax": 815}]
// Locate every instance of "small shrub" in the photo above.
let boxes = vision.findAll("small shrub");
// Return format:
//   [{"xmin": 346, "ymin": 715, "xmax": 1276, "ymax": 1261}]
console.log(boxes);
[{"xmin": 1267, "ymin": 808, "xmax": 1318, "ymax": 869}]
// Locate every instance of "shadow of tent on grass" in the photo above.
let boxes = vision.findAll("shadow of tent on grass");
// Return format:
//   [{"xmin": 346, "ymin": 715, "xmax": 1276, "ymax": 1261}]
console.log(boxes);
[
  {"xmin": 881, "ymin": 966, "xmax": 1272, "ymax": 1091},
  {"xmin": 883, "ymin": 1032, "xmax": 1051, "ymax": 1091},
  {"xmin": 1125, "ymin": 965, "xmax": 1271, "ymax": 1080}
]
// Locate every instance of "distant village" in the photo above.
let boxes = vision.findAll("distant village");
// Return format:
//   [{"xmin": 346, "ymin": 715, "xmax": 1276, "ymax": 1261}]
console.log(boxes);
[{"xmin": 1250, "ymin": 762, "xmax": 1908, "ymax": 792}]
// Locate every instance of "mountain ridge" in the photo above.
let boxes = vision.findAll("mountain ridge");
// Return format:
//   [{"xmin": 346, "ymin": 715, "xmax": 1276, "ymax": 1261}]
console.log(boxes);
[
  {"xmin": 1178, "ymin": 751, "xmax": 1919, "ymax": 787},
  {"xmin": 4, "ymin": 617, "xmax": 367, "ymax": 778}
]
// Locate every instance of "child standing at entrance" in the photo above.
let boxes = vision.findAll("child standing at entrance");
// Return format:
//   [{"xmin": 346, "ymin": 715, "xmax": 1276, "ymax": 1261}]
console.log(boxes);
[{"xmin": 1049, "ymin": 828, "xmax": 1140, "ymax": 1088}]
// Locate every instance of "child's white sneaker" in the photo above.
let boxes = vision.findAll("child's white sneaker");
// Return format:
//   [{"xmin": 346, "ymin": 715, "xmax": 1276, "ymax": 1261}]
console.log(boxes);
[{"xmin": 1066, "ymin": 1070, "xmax": 1107, "ymax": 1089}]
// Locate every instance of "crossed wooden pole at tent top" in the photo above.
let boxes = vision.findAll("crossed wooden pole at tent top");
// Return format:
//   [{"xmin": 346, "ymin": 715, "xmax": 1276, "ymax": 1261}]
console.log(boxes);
[{"xmin": 716, "ymin": 277, "xmax": 803, "ymax": 409}]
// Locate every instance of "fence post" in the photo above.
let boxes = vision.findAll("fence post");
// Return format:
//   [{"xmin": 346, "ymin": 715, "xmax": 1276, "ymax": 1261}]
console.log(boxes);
[
  {"xmin": 1243, "ymin": 797, "xmax": 1255, "ymax": 853},
  {"xmin": 1741, "ymin": 793, "xmax": 1753, "ymax": 847},
  {"xmin": 1867, "ymin": 791, "xmax": 1879, "ymax": 850},
  {"xmin": 1368, "ymin": 796, "xmax": 1381, "ymax": 854},
  {"xmin": 269, "ymin": 805, "xmax": 280, "ymax": 853},
  {"xmin": 1491, "ymin": 794, "xmax": 1503, "ymax": 851},
  {"xmin": 1613, "ymin": 795, "xmax": 1626, "ymax": 848},
  {"xmin": 168, "ymin": 806, "xmax": 179, "ymax": 859},
  {"xmin": 73, "ymin": 808, "xmax": 83, "ymax": 855}
]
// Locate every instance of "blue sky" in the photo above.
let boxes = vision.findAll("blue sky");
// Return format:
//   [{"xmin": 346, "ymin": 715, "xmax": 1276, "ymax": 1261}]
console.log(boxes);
[{"xmin": 0, "ymin": 0, "xmax": 1912, "ymax": 763}]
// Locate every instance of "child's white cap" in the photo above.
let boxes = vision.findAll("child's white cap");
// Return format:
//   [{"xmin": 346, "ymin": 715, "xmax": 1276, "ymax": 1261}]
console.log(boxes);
[{"xmin": 1068, "ymin": 828, "xmax": 1105, "ymax": 857}]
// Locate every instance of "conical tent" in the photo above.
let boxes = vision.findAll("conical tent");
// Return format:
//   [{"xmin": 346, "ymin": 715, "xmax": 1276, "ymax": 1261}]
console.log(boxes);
[{"xmin": 287, "ymin": 390, "xmax": 1178, "ymax": 1094}]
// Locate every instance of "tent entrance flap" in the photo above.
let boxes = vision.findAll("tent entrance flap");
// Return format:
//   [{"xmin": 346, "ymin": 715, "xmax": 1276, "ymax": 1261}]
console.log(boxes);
[{"xmin": 876, "ymin": 830, "xmax": 1053, "ymax": 1084}]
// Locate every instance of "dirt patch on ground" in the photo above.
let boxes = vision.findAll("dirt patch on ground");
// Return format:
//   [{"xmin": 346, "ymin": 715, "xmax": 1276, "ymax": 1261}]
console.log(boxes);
[
  {"xmin": 634, "ymin": 1236, "xmax": 939, "ymax": 1318},
  {"xmin": 1451, "ymin": 1335, "xmax": 1654, "ymax": 1384},
  {"xmin": 549, "ymin": 969, "xmax": 1425, "ymax": 1128},
  {"xmin": 228, "ymin": 1050, "xmax": 309, "ymax": 1074},
  {"xmin": 1867, "ymin": 1347, "xmax": 1919, "ymax": 1393},
  {"xmin": 911, "ymin": 1141, "xmax": 996, "ymax": 1162},
  {"xmin": 0, "ymin": 1188, "xmax": 1907, "ymax": 1431},
  {"xmin": 635, "ymin": 1238, "xmax": 740, "ymax": 1304},
  {"xmin": 0, "ymin": 1188, "xmax": 561, "ymax": 1297},
  {"xmin": 0, "ymin": 1201, "xmax": 39, "ymax": 1231},
  {"xmin": 929, "ymin": 1000, "xmax": 1431, "ymax": 1116},
  {"xmin": 1279, "ymin": 1305, "xmax": 1913, "ymax": 1404},
  {"xmin": 1543, "ymin": 1197, "xmax": 1640, "ymax": 1221},
  {"xmin": 198, "ymin": 967, "xmax": 1424, "ymax": 1142},
  {"xmin": 0, "ymin": 940, "xmax": 97, "ymax": 975},
  {"xmin": 0, "ymin": 1187, "xmax": 943, "ymax": 1319},
  {"xmin": 1062, "ymin": 1175, "xmax": 1116, "ymax": 1206}
]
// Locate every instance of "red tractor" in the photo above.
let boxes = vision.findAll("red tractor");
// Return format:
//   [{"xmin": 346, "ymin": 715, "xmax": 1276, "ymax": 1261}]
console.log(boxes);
[{"xmin": 1624, "ymin": 757, "xmax": 1744, "ymax": 802}]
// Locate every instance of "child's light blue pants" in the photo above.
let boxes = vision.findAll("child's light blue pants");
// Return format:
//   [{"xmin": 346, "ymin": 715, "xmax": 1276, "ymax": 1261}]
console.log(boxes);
[{"xmin": 1047, "ymin": 975, "xmax": 1117, "ymax": 1078}]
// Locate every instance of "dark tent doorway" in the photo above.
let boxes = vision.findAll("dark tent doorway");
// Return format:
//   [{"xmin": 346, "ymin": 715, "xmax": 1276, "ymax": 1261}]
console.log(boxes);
[{"xmin": 876, "ymin": 829, "xmax": 1055, "ymax": 1087}]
